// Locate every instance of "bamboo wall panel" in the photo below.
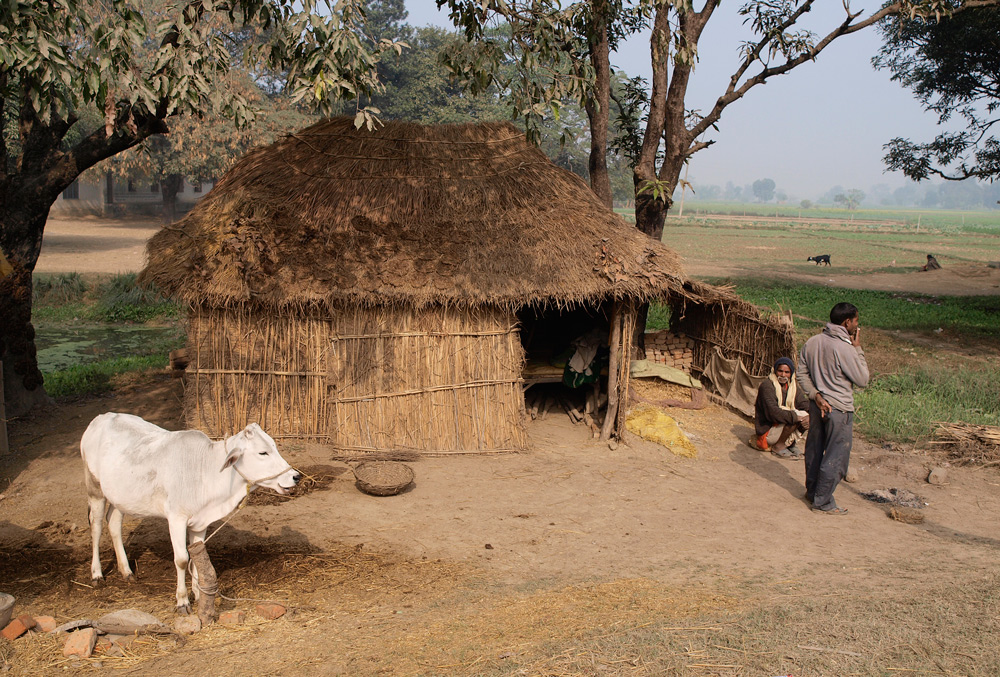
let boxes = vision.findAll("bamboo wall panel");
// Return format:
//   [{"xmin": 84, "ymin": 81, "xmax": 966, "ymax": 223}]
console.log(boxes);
[
  {"xmin": 186, "ymin": 305, "xmax": 332, "ymax": 439},
  {"xmin": 185, "ymin": 303, "xmax": 527, "ymax": 454},
  {"xmin": 327, "ymin": 305, "xmax": 527, "ymax": 454}
]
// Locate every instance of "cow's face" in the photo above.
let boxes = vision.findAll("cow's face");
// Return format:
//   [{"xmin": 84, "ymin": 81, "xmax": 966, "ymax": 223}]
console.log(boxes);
[{"xmin": 222, "ymin": 424, "xmax": 302, "ymax": 494}]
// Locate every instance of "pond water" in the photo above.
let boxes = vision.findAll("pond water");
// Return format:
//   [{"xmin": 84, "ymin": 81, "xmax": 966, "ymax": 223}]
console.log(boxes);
[{"xmin": 35, "ymin": 324, "xmax": 185, "ymax": 373}]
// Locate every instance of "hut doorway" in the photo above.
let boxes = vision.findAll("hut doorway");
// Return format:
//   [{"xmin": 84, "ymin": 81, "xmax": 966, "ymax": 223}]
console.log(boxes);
[{"xmin": 518, "ymin": 304, "xmax": 612, "ymax": 433}]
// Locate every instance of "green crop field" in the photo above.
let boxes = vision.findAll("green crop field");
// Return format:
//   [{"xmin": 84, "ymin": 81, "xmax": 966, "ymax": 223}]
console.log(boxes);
[{"xmin": 660, "ymin": 201, "xmax": 1000, "ymax": 232}]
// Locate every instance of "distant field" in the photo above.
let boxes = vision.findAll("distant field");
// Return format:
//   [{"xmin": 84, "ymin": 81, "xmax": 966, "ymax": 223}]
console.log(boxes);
[
  {"xmin": 663, "ymin": 221, "xmax": 999, "ymax": 273},
  {"xmin": 659, "ymin": 201, "xmax": 1000, "ymax": 232},
  {"xmin": 613, "ymin": 204, "xmax": 1000, "ymax": 275}
]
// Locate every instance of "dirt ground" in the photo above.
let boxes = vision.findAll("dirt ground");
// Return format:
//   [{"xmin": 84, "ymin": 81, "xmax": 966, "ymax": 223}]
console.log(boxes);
[{"xmin": 2, "ymin": 216, "xmax": 999, "ymax": 675}]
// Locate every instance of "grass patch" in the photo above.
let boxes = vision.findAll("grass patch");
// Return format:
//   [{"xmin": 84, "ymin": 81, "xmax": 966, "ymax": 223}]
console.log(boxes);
[
  {"xmin": 856, "ymin": 362, "xmax": 1000, "ymax": 444},
  {"xmin": 33, "ymin": 272, "xmax": 181, "ymax": 323},
  {"xmin": 646, "ymin": 303, "xmax": 672, "ymax": 332},
  {"xmin": 43, "ymin": 355, "xmax": 169, "ymax": 398},
  {"xmin": 670, "ymin": 201, "xmax": 1000, "ymax": 231},
  {"xmin": 32, "ymin": 272, "xmax": 87, "ymax": 305}
]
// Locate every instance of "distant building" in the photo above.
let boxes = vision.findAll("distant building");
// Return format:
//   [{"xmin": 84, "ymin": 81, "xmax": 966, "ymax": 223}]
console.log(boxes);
[{"xmin": 51, "ymin": 173, "xmax": 213, "ymax": 216}]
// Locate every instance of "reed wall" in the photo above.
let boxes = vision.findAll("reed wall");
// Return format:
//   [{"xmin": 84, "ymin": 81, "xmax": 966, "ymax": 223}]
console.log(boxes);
[
  {"xmin": 670, "ymin": 302, "xmax": 795, "ymax": 378},
  {"xmin": 186, "ymin": 303, "xmax": 527, "ymax": 454}
]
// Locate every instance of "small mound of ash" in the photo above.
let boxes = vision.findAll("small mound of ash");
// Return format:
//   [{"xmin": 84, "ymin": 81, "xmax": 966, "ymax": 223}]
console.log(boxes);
[{"xmin": 860, "ymin": 487, "xmax": 925, "ymax": 509}]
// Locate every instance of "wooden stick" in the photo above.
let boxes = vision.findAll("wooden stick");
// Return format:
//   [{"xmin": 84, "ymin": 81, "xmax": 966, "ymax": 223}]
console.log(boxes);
[
  {"xmin": 0, "ymin": 361, "xmax": 8, "ymax": 456},
  {"xmin": 538, "ymin": 395, "xmax": 551, "ymax": 420},
  {"xmin": 601, "ymin": 301, "xmax": 622, "ymax": 441}
]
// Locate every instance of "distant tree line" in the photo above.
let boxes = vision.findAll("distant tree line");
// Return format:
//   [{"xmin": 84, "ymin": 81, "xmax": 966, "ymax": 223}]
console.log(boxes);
[{"xmin": 681, "ymin": 178, "xmax": 1000, "ymax": 210}]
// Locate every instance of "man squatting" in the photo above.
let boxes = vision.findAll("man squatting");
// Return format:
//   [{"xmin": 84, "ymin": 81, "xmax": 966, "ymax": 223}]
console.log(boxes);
[{"xmin": 796, "ymin": 302, "xmax": 869, "ymax": 515}]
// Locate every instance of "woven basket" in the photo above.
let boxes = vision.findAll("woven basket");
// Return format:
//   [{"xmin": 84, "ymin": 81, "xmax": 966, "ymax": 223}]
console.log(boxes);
[{"xmin": 353, "ymin": 461, "xmax": 415, "ymax": 496}]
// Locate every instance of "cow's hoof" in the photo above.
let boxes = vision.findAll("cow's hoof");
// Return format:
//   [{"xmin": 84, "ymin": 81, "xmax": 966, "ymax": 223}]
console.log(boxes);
[
  {"xmin": 176, "ymin": 603, "xmax": 192, "ymax": 615},
  {"xmin": 91, "ymin": 577, "xmax": 105, "ymax": 588},
  {"xmin": 123, "ymin": 573, "xmax": 136, "ymax": 584}
]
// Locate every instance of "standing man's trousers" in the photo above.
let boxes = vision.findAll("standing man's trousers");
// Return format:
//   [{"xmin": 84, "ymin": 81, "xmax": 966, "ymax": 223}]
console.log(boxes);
[{"xmin": 804, "ymin": 402, "xmax": 853, "ymax": 511}]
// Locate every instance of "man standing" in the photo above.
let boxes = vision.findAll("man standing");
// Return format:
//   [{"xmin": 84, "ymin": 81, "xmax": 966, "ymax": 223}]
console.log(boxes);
[{"xmin": 796, "ymin": 303, "xmax": 869, "ymax": 515}]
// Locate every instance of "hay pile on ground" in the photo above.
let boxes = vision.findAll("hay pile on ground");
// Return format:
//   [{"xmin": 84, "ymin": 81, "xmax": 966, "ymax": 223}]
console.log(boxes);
[{"xmin": 932, "ymin": 423, "xmax": 1000, "ymax": 465}]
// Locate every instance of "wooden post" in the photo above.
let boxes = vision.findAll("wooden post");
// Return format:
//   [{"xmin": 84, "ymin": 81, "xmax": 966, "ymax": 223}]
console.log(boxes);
[
  {"xmin": 614, "ymin": 303, "xmax": 637, "ymax": 440},
  {"xmin": 600, "ymin": 302, "xmax": 622, "ymax": 441},
  {"xmin": 0, "ymin": 362, "xmax": 8, "ymax": 456}
]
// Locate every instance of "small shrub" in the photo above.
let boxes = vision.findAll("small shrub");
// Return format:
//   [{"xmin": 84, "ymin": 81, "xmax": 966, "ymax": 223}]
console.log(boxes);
[
  {"xmin": 33, "ymin": 273, "xmax": 87, "ymax": 305},
  {"xmin": 96, "ymin": 273, "xmax": 180, "ymax": 323}
]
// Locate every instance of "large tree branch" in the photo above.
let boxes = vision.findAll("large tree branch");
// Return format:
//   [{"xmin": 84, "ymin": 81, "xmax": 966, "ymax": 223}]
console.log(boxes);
[
  {"xmin": 689, "ymin": 0, "xmax": 1000, "ymax": 147},
  {"xmin": 656, "ymin": 1, "xmax": 719, "ymax": 184},
  {"xmin": 635, "ymin": 6, "xmax": 672, "ymax": 181},
  {"xmin": 20, "ymin": 109, "xmax": 169, "ymax": 201},
  {"xmin": 18, "ymin": 93, "xmax": 76, "ymax": 180},
  {"xmin": 586, "ymin": 0, "xmax": 612, "ymax": 207}
]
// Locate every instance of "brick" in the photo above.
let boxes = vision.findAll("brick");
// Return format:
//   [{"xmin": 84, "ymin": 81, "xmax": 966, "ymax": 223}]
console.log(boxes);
[
  {"xmin": 63, "ymin": 628, "xmax": 98, "ymax": 658},
  {"xmin": 218, "ymin": 610, "xmax": 245, "ymax": 625},
  {"xmin": 34, "ymin": 616, "xmax": 57, "ymax": 633},
  {"xmin": 1, "ymin": 618, "xmax": 29, "ymax": 641},
  {"xmin": 15, "ymin": 615, "xmax": 36, "ymax": 630},
  {"xmin": 256, "ymin": 603, "xmax": 286, "ymax": 620}
]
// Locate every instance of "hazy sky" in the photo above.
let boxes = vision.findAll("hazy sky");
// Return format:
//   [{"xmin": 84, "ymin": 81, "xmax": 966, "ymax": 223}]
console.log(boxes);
[{"xmin": 403, "ymin": 1, "xmax": 949, "ymax": 200}]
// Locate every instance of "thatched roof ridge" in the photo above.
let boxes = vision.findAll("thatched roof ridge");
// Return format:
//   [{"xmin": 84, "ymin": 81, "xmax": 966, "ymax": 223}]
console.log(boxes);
[{"xmin": 141, "ymin": 117, "xmax": 692, "ymax": 310}]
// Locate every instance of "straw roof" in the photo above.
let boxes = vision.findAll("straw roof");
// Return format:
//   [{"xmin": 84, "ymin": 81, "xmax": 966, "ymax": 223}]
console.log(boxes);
[{"xmin": 141, "ymin": 117, "xmax": 695, "ymax": 310}]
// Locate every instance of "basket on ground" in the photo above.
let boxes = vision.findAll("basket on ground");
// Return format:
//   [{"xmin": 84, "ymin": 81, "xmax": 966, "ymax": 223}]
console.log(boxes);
[{"xmin": 353, "ymin": 461, "xmax": 415, "ymax": 496}]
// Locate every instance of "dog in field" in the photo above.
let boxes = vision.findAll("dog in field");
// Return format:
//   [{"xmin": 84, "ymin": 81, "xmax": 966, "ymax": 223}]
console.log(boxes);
[{"xmin": 807, "ymin": 254, "xmax": 831, "ymax": 266}]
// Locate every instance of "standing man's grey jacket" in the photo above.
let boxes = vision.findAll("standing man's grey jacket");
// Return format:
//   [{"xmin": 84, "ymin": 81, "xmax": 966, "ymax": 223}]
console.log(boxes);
[{"xmin": 796, "ymin": 323, "xmax": 869, "ymax": 411}]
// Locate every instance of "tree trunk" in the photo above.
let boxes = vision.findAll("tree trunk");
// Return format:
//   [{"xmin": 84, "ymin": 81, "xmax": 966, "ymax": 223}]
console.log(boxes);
[
  {"xmin": 585, "ymin": 0, "xmax": 612, "ymax": 209},
  {"xmin": 0, "ymin": 263, "xmax": 50, "ymax": 417},
  {"xmin": 161, "ymin": 174, "xmax": 183, "ymax": 223},
  {"xmin": 0, "ymin": 200, "xmax": 56, "ymax": 416}
]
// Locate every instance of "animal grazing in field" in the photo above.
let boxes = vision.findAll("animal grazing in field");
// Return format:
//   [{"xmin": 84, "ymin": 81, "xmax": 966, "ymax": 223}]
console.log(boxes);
[
  {"xmin": 807, "ymin": 254, "xmax": 832, "ymax": 266},
  {"xmin": 80, "ymin": 413, "xmax": 301, "ymax": 613}
]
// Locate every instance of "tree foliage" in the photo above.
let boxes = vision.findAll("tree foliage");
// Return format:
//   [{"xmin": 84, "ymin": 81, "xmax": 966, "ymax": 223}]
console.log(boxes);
[
  {"xmin": 0, "ymin": 0, "xmax": 404, "ymax": 414},
  {"xmin": 436, "ymin": 0, "xmax": 999, "ymax": 240},
  {"xmin": 834, "ymin": 188, "xmax": 865, "ymax": 210},
  {"xmin": 876, "ymin": 6, "xmax": 1000, "ymax": 181},
  {"xmin": 752, "ymin": 178, "xmax": 776, "ymax": 202}
]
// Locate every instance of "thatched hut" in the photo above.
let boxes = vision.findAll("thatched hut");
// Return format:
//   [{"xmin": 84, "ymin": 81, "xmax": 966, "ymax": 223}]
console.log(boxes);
[{"xmin": 141, "ymin": 117, "xmax": 792, "ymax": 454}]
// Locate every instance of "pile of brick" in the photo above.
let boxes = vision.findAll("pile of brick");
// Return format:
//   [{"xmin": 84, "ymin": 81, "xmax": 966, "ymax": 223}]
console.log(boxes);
[
  {"xmin": 0, "ymin": 603, "xmax": 287, "ymax": 662},
  {"xmin": 643, "ymin": 331, "xmax": 694, "ymax": 371}
]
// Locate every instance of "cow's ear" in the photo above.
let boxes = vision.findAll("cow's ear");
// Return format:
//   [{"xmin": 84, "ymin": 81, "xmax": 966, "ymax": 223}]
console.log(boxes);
[{"xmin": 221, "ymin": 447, "xmax": 243, "ymax": 472}]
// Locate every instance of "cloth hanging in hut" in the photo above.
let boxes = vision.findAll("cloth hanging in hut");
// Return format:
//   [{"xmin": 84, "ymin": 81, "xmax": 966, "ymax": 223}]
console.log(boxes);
[
  {"xmin": 701, "ymin": 346, "xmax": 765, "ymax": 417},
  {"xmin": 563, "ymin": 328, "xmax": 608, "ymax": 388}
]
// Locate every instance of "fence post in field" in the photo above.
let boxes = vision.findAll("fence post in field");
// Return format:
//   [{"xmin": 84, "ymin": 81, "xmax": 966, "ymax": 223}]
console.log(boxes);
[{"xmin": 0, "ymin": 362, "xmax": 8, "ymax": 456}]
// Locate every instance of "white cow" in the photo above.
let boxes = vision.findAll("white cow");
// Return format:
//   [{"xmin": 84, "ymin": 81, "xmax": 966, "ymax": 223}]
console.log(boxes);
[{"xmin": 80, "ymin": 412, "xmax": 301, "ymax": 613}]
